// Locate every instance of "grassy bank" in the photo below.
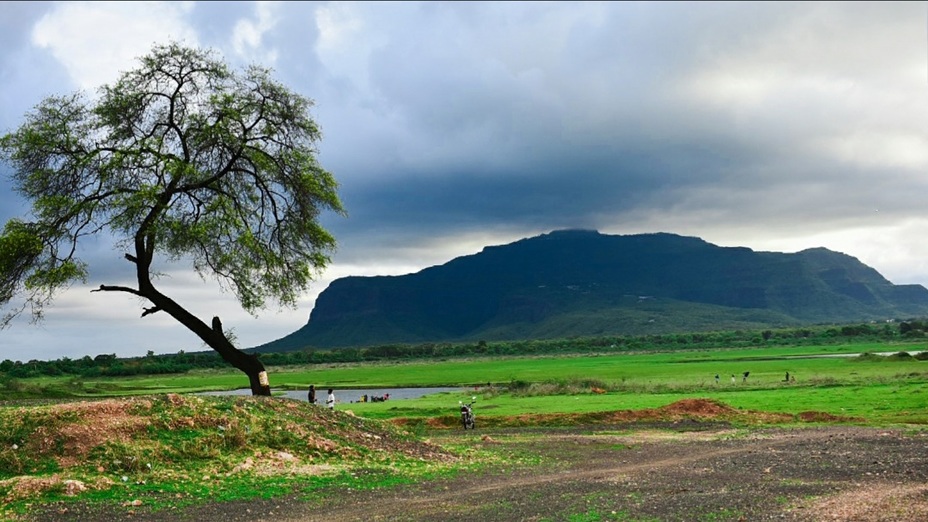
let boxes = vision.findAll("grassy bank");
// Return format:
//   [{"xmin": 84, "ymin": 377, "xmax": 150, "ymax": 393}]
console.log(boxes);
[{"xmin": 0, "ymin": 394, "xmax": 484, "ymax": 520}]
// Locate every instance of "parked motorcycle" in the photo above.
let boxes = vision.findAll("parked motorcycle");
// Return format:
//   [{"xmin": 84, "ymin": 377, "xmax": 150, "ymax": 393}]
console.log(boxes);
[{"xmin": 459, "ymin": 397, "xmax": 477, "ymax": 430}]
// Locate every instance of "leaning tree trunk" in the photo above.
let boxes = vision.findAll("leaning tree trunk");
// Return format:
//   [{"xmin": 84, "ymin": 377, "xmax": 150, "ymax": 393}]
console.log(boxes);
[
  {"xmin": 149, "ymin": 292, "xmax": 273, "ymax": 396},
  {"xmin": 110, "ymin": 247, "xmax": 274, "ymax": 396},
  {"xmin": 209, "ymin": 316, "xmax": 272, "ymax": 396}
]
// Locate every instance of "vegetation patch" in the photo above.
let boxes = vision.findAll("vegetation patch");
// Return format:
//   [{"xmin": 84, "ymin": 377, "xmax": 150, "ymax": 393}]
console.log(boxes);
[
  {"xmin": 504, "ymin": 378, "xmax": 613, "ymax": 397},
  {"xmin": 400, "ymin": 398, "xmax": 860, "ymax": 430},
  {"xmin": 0, "ymin": 394, "xmax": 458, "ymax": 518}
]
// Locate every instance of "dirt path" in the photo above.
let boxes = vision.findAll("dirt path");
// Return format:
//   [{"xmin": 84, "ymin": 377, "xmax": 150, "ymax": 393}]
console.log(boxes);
[
  {"xmin": 31, "ymin": 424, "xmax": 928, "ymax": 522},
  {"xmin": 290, "ymin": 425, "xmax": 928, "ymax": 522}
]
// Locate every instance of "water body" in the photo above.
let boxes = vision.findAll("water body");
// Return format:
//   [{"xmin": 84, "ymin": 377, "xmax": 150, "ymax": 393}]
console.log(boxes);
[
  {"xmin": 201, "ymin": 387, "xmax": 462, "ymax": 403},
  {"xmin": 786, "ymin": 350, "xmax": 925, "ymax": 359}
]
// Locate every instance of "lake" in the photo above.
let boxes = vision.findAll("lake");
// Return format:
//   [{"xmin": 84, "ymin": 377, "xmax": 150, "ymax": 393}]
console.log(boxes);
[{"xmin": 201, "ymin": 386, "xmax": 463, "ymax": 404}]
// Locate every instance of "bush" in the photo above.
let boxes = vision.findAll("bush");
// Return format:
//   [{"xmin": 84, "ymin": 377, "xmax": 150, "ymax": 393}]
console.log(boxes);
[{"xmin": 509, "ymin": 378, "xmax": 612, "ymax": 397}]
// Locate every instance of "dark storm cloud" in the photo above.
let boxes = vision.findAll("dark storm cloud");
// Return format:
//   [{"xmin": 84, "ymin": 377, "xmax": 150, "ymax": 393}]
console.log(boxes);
[
  {"xmin": 329, "ymin": 136, "xmax": 753, "ymax": 237},
  {"xmin": 3, "ymin": 1, "xmax": 928, "ymax": 361},
  {"xmin": 305, "ymin": 1, "xmax": 928, "ymax": 263},
  {"xmin": 303, "ymin": 1, "xmax": 788, "ymax": 237}
]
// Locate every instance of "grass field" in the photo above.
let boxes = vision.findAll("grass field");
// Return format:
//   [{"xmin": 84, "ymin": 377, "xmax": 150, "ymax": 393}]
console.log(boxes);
[
  {"xmin": 11, "ymin": 341, "xmax": 928, "ymax": 425},
  {"xmin": 2, "ymin": 341, "xmax": 927, "ymax": 520}
]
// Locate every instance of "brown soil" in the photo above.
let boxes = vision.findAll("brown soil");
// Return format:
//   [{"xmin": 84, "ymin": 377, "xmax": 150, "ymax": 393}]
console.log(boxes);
[
  {"xmin": 33, "ymin": 399, "xmax": 153, "ymax": 468},
  {"xmin": 24, "ymin": 399, "xmax": 928, "ymax": 522},
  {"xmin": 284, "ymin": 425, "xmax": 928, "ymax": 522}
]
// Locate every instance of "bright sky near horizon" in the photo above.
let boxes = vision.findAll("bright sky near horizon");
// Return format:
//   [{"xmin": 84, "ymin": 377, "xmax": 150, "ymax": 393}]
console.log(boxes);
[{"xmin": 2, "ymin": 1, "xmax": 928, "ymax": 362}]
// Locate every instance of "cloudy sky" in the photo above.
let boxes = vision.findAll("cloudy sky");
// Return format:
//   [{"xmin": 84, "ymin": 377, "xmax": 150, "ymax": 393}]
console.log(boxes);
[{"xmin": 2, "ymin": 1, "xmax": 928, "ymax": 362}]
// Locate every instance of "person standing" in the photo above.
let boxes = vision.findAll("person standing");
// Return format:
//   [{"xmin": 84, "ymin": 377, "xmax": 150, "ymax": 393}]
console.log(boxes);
[
  {"xmin": 326, "ymin": 389, "xmax": 335, "ymax": 409},
  {"xmin": 308, "ymin": 384, "xmax": 316, "ymax": 404}
]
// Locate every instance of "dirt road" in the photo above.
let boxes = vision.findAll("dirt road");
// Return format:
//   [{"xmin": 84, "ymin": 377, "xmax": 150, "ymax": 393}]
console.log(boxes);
[
  {"xmin": 290, "ymin": 424, "xmax": 928, "ymax": 522},
  {"xmin": 51, "ymin": 423, "xmax": 925, "ymax": 522}
]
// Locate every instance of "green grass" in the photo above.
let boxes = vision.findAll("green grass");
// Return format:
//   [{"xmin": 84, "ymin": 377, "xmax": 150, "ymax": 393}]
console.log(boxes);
[
  {"xmin": 17, "ymin": 341, "xmax": 924, "ymax": 392},
  {"xmin": 0, "ymin": 394, "xmax": 480, "ymax": 519},
  {"xmin": 7, "ymin": 342, "xmax": 928, "ymax": 425},
  {"xmin": 2, "ymin": 341, "xmax": 927, "ymax": 520},
  {"xmin": 342, "ymin": 379, "xmax": 928, "ymax": 425},
  {"xmin": 320, "ymin": 344, "xmax": 928, "ymax": 426}
]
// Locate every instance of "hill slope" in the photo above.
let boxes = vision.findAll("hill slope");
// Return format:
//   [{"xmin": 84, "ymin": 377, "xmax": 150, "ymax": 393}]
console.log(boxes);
[{"xmin": 257, "ymin": 230, "xmax": 928, "ymax": 350}]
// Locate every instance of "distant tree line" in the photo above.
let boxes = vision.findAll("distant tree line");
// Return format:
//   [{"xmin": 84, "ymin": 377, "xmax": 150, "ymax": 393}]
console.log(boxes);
[
  {"xmin": 2, "ymin": 320, "xmax": 925, "ymax": 380},
  {"xmin": 0, "ymin": 350, "xmax": 228, "ymax": 379}
]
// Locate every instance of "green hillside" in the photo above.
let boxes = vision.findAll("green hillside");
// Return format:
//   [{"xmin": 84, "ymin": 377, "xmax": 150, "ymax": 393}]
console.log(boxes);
[{"xmin": 256, "ymin": 230, "xmax": 928, "ymax": 351}]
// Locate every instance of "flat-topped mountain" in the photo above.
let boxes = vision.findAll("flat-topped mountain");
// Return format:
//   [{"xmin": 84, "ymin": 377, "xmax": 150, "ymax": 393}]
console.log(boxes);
[{"xmin": 256, "ymin": 230, "xmax": 928, "ymax": 351}]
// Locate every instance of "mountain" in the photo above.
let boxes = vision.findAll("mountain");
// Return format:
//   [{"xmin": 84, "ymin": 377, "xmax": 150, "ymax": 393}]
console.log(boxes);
[{"xmin": 255, "ymin": 230, "xmax": 928, "ymax": 351}]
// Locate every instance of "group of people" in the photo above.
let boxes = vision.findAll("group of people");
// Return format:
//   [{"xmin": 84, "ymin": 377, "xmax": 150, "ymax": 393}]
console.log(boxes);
[
  {"xmin": 306, "ymin": 385, "xmax": 399, "ymax": 408},
  {"xmin": 307, "ymin": 384, "xmax": 336, "ymax": 409},
  {"xmin": 713, "ymin": 371, "xmax": 794, "ymax": 384},
  {"xmin": 714, "ymin": 373, "xmax": 750, "ymax": 384}
]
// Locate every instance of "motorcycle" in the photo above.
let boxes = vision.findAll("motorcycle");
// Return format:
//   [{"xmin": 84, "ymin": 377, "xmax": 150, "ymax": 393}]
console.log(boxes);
[{"xmin": 459, "ymin": 397, "xmax": 477, "ymax": 430}]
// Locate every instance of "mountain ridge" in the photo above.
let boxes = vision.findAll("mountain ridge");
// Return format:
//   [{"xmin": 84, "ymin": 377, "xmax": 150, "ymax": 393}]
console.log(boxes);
[{"xmin": 254, "ymin": 230, "xmax": 928, "ymax": 351}]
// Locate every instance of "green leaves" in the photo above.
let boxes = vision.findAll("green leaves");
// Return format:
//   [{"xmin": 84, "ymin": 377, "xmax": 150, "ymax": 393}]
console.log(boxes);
[
  {"xmin": 0, "ymin": 41, "xmax": 343, "ymax": 329},
  {"xmin": 23, "ymin": 259, "xmax": 87, "ymax": 293},
  {"xmin": 0, "ymin": 220, "xmax": 87, "ymax": 326},
  {"xmin": 0, "ymin": 220, "xmax": 43, "ymax": 304}
]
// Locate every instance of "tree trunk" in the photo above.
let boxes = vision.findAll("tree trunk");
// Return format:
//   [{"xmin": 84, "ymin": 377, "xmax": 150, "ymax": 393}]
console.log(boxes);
[
  {"xmin": 151, "ymin": 299, "xmax": 273, "ymax": 396},
  {"xmin": 129, "ymin": 247, "xmax": 273, "ymax": 396},
  {"xmin": 210, "ymin": 317, "xmax": 272, "ymax": 396}
]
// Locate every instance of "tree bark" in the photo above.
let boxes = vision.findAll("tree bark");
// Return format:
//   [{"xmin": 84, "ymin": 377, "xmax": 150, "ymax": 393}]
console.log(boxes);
[
  {"xmin": 98, "ymin": 239, "xmax": 274, "ymax": 396},
  {"xmin": 140, "ymin": 286, "xmax": 273, "ymax": 396},
  {"xmin": 211, "ymin": 317, "xmax": 272, "ymax": 396}
]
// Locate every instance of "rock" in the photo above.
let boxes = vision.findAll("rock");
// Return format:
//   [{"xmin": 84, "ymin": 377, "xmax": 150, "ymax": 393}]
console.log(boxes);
[{"xmin": 63, "ymin": 480, "xmax": 86, "ymax": 496}]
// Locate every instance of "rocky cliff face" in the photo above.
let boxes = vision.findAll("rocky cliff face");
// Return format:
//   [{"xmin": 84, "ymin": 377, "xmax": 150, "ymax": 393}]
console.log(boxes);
[{"xmin": 256, "ymin": 230, "xmax": 928, "ymax": 350}]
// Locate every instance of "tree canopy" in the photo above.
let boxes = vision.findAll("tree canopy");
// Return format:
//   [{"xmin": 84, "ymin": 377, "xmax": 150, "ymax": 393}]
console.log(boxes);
[{"xmin": 0, "ymin": 42, "xmax": 344, "ymax": 394}]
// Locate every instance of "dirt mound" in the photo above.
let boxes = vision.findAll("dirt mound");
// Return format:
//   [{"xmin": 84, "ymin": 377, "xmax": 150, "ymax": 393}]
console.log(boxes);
[
  {"xmin": 657, "ymin": 398, "xmax": 736, "ymax": 417},
  {"xmin": 36, "ymin": 398, "xmax": 152, "ymax": 467},
  {"xmin": 1, "ymin": 395, "xmax": 455, "ymax": 482},
  {"xmin": 598, "ymin": 398, "xmax": 747, "ymax": 424},
  {"xmin": 425, "ymin": 416, "xmax": 459, "ymax": 428}
]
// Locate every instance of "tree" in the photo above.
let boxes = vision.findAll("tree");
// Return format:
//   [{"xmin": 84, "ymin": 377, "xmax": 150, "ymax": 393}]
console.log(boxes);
[{"xmin": 0, "ymin": 42, "xmax": 344, "ymax": 395}]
